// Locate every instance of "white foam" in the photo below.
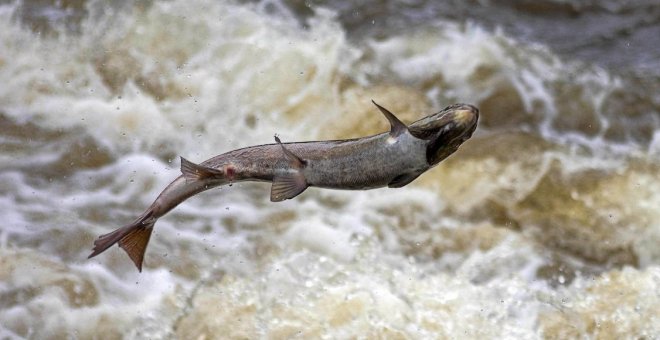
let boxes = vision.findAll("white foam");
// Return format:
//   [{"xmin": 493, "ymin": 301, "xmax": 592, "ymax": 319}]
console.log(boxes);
[
  {"xmin": 284, "ymin": 215, "xmax": 356, "ymax": 262},
  {"xmin": 1, "ymin": 0, "xmax": 659, "ymax": 337}
]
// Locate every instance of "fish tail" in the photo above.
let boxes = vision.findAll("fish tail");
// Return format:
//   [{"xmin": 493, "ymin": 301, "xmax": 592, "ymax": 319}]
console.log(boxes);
[
  {"xmin": 89, "ymin": 157, "xmax": 226, "ymax": 271},
  {"xmin": 88, "ymin": 209, "xmax": 156, "ymax": 272}
]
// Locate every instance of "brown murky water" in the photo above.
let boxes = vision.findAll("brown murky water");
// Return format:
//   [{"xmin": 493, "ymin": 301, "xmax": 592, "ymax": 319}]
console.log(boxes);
[{"xmin": 1, "ymin": 0, "xmax": 659, "ymax": 338}]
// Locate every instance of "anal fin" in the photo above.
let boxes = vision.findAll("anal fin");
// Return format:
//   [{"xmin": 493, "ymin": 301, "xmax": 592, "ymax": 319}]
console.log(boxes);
[
  {"xmin": 271, "ymin": 172, "xmax": 308, "ymax": 202},
  {"xmin": 180, "ymin": 157, "xmax": 224, "ymax": 181}
]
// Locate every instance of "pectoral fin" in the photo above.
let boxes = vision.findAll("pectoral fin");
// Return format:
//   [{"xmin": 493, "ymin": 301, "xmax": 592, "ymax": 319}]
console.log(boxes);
[
  {"xmin": 180, "ymin": 157, "xmax": 224, "ymax": 181},
  {"xmin": 388, "ymin": 171, "xmax": 423, "ymax": 188},
  {"xmin": 372, "ymin": 100, "xmax": 408, "ymax": 138}
]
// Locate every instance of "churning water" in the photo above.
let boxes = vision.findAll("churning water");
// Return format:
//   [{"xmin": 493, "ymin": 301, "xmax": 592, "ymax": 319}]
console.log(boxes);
[{"xmin": 0, "ymin": 0, "xmax": 659, "ymax": 338}]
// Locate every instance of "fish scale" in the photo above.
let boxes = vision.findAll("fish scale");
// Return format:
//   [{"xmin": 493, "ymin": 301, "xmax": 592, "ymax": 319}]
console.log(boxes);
[{"xmin": 88, "ymin": 101, "xmax": 479, "ymax": 271}]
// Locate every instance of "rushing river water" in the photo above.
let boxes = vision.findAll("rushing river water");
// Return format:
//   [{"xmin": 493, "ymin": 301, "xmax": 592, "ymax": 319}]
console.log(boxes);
[{"xmin": 1, "ymin": 0, "xmax": 659, "ymax": 338}]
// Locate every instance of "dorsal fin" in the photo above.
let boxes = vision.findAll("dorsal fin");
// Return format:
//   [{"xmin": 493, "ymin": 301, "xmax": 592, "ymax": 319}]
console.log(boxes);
[
  {"xmin": 372, "ymin": 100, "xmax": 408, "ymax": 137},
  {"xmin": 271, "ymin": 172, "xmax": 308, "ymax": 202},
  {"xmin": 180, "ymin": 157, "xmax": 224, "ymax": 181}
]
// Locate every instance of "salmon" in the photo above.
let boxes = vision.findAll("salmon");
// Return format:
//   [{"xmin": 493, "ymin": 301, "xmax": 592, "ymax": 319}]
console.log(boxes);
[{"xmin": 88, "ymin": 101, "xmax": 479, "ymax": 271}]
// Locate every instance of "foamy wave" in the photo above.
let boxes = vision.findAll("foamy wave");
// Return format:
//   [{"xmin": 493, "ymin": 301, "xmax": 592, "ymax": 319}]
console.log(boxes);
[
  {"xmin": 0, "ymin": 0, "xmax": 353, "ymax": 159},
  {"xmin": 354, "ymin": 21, "xmax": 658, "ymax": 154},
  {"xmin": 1, "ymin": 0, "xmax": 659, "ymax": 338}
]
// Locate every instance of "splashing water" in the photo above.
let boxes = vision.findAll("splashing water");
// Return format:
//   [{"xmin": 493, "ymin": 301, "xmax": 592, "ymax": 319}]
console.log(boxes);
[{"xmin": 0, "ymin": 0, "xmax": 658, "ymax": 338}]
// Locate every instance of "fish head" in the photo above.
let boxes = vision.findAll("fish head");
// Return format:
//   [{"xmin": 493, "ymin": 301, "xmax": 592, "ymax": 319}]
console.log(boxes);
[{"xmin": 408, "ymin": 103, "xmax": 479, "ymax": 165}]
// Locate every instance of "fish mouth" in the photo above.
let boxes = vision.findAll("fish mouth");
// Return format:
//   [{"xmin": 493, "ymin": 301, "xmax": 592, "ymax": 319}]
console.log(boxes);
[
  {"xmin": 435, "ymin": 104, "xmax": 479, "ymax": 144},
  {"xmin": 452, "ymin": 105, "xmax": 479, "ymax": 130},
  {"xmin": 425, "ymin": 104, "xmax": 479, "ymax": 165},
  {"xmin": 450, "ymin": 104, "xmax": 479, "ymax": 141}
]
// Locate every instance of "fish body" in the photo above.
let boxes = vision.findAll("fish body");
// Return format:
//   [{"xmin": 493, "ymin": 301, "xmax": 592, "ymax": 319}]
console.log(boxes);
[{"xmin": 89, "ymin": 101, "xmax": 479, "ymax": 271}]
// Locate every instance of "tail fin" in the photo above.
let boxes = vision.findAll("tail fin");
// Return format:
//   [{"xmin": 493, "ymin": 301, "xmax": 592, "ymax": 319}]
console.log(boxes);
[{"xmin": 88, "ymin": 210, "xmax": 156, "ymax": 272}]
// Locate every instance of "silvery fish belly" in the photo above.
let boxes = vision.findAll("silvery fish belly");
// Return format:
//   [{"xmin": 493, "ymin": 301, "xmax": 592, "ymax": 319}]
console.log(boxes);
[
  {"xmin": 88, "ymin": 101, "xmax": 479, "ymax": 271},
  {"xmin": 2, "ymin": 0, "xmax": 659, "ymax": 339}
]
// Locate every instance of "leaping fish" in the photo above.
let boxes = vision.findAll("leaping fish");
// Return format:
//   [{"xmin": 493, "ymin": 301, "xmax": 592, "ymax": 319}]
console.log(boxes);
[{"xmin": 88, "ymin": 101, "xmax": 479, "ymax": 271}]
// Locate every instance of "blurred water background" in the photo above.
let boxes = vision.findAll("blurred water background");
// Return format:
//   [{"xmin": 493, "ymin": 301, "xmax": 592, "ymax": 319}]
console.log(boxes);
[{"xmin": 0, "ymin": 0, "xmax": 659, "ymax": 338}]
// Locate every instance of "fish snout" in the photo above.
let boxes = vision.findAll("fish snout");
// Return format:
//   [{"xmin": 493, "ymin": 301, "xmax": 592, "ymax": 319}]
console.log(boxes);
[
  {"xmin": 437, "ymin": 104, "xmax": 479, "ymax": 142},
  {"xmin": 451, "ymin": 104, "xmax": 479, "ymax": 130}
]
